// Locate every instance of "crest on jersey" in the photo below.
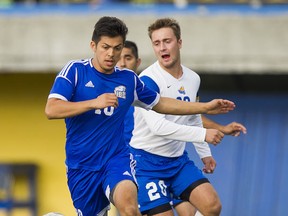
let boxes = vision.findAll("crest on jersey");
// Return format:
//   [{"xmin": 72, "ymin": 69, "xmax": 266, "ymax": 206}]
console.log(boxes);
[
  {"xmin": 114, "ymin": 85, "xmax": 126, "ymax": 99},
  {"xmin": 178, "ymin": 86, "xmax": 186, "ymax": 95}
]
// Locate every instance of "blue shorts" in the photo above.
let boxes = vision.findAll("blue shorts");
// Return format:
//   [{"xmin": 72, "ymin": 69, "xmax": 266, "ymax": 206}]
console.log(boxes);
[
  {"xmin": 130, "ymin": 148, "xmax": 208, "ymax": 213},
  {"xmin": 171, "ymin": 198, "xmax": 184, "ymax": 207},
  {"xmin": 67, "ymin": 150, "xmax": 137, "ymax": 216}
]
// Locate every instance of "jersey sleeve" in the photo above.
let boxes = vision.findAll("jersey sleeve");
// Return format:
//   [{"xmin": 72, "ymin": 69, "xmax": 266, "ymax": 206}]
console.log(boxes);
[
  {"xmin": 187, "ymin": 114, "xmax": 212, "ymax": 158},
  {"xmin": 140, "ymin": 75, "xmax": 160, "ymax": 93},
  {"xmin": 132, "ymin": 75, "xmax": 160, "ymax": 110},
  {"xmin": 48, "ymin": 61, "xmax": 77, "ymax": 101},
  {"xmin": 139, "ymin": 107, "xmax": 207, "ymax": 143}
]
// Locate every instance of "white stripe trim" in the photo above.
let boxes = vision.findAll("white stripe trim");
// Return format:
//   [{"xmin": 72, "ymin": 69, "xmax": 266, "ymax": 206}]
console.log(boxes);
[
  {"xmin": 48, "ymin": 93, "xmax": 68, "ymax": 101},
  {"xmin": 59, "ymin": 60, "xmax": 74, "ymax": 77},
  {"xmin": 58, "ymin": 59, "xmax": 90, "ymax": 79},
  {"xmin": 56, "ymin": 74, "xmax": 72, "ymax": 85}
]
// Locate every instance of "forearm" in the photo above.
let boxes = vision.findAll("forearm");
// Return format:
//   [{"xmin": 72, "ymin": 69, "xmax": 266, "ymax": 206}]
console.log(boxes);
[
  {"xmin": 141, "ymin": 109, "xmax": 206, "ymax": 142},
  {"xmin": 193, "ymin": 142, "xmax": 212, "ymax": 159},
  {"xmin": 45, "ymin": 98, "xmax": 94, "ymax": 119},
  {"xmin": 202, "ymin": 115, "xmax": 223, "ymax": 131},
  {"xmin": 152, "ymin": 97, "xmax": 208, "ymax": 115}
]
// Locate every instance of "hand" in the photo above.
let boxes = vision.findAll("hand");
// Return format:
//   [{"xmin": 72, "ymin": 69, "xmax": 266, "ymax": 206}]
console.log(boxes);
[
  {"xmin": 91, "ymin": 93, "xmax": 118, "ymax": 109},
  {"xmin": 201, "ymin": 156, "xmax": 216, "ymax": 174},
  {"xmin": 205, "ymin": 129, "xmax": 224, "ymax": 146},
  {"xmin": 221, "ymin": 122, "xmax": 247, "ymax": 136},
  {"xmin": 206, "ymin": 99, "xmax": 235, "ymax": 115}
]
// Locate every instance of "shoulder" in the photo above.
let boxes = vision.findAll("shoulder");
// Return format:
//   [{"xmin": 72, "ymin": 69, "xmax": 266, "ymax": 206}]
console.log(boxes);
[
  {"xmin": 60, "ymin": 59, "xmax": 91, "ymax": 74},
  {"xmin": 182, "ymin": 65, "xmax": 200, "ymax": 80},
  {"xmin": 140, "ymin": 62, "xmax": 159, "ymax": 81},
  {"xmin": 115, "ymin": 67, "xmax": 137, "ymax": 76},
  {"xmin": 139, "ymin": 65, "xmax": 161, "ymax": 93},
  {"xmin": 64, "ymin": 59, "xmax": 91, "ymax": 68},
  {"xmin": 56, "ymin": 59, "xmax": 92, "ymax": 82},
  {"xmin": 115, "ymin": 68, "xmax": 139, "ymax": 84}
]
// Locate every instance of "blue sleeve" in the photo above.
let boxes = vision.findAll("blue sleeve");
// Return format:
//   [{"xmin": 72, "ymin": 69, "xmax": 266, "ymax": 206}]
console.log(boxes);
[
  {"xmin": 140, "ymin": 75, "xmax": 160, "ymax": 94},
  {"xmin": 49, "ymin": 61, "xmax": 77, "ymax": 101},
  {"xmin": 134, "ymin": 75, "xmax": 159, "ymax": 108}
]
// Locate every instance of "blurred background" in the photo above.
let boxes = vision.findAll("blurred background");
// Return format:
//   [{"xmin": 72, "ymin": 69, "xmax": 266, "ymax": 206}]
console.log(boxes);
[{"xmin": 0, "ymin": 1, "xmax": 288, "ymax": 216}]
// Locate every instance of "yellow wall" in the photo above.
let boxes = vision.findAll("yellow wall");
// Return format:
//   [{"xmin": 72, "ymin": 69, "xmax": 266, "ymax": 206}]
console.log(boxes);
[{"xmin": 0, "ymin": 74, "xmax": 117, "ymax": 216}]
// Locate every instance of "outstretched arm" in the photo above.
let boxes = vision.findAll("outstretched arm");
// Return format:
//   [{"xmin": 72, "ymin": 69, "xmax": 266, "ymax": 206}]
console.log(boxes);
[
  {"xmin": 152, "ymin": 97, "xmax": 235, "ymax": 115},
  {"xmin": 202, "ymin": 115, "xmax": 247, "ymax": 136}
]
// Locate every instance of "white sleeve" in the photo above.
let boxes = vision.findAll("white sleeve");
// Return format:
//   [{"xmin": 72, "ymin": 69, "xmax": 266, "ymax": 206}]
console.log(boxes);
[
  {"xmin": 140, "ymin": 108, "xmax": 206, "ymax": 143},
  {"xmin": 187, "ymin": 114, "xmax": 212, "ymax": 159}
]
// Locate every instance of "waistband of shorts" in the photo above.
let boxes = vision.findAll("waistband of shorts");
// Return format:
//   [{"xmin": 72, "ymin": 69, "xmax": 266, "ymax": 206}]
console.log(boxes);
[{"xmin": 129, "ymin": 146, "xmax": 188, "ymax": 162}]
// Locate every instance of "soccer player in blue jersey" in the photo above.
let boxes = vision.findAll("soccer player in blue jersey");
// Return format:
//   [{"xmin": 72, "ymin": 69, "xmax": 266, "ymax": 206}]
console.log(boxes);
[
  {"xmin": 45, "ymin": 16, "xmax": 236, "ymax": 216},
  {"xmin": 129, "ymin": 18, "xmax": 247, "ymax": 216}
]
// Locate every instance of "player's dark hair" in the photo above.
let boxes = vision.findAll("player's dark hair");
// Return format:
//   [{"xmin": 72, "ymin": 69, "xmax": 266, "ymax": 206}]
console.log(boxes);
[
  {"xmin": 92, "ymin": 16, "xmax": 128, "ymax": 44},
  {"xmin": 148, "ymin": 18, "xmax": 181, "ymax": 40},
  {"xmin": 124, "ymin": 40, "xmax": 139, "ymax": 59}
]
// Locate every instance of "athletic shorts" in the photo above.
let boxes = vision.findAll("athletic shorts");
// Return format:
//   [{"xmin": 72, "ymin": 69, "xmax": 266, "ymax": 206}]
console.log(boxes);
[
  {"xmin": 130, "ymin": 147, "xmax": 208, "ymax": 214},
  {"xmin": 67, "ymin": 151, "xmax": 137, "ymax": 216},
  {"xmin": 171, "ymin": 198, "xmax": 184, "ymax": 207}
]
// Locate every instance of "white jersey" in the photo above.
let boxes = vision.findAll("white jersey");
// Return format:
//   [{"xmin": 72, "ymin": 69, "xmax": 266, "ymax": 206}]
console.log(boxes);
[{"xmin": 130, "ymin": 61, "xmax": 211, "ymax": 158}]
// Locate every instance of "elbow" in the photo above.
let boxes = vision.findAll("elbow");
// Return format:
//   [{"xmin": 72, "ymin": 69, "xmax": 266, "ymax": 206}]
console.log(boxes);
[
  {"xmin": 150, "ymin": 127, "xmax": 171, "ymax": 137},
  {"xmin": 46, "ymin": 114, "xmax": 54, "ymax": 120},
  {"xmin": 45, "ymin": 108, "xmax": 54, "ymax": 120},
  {"xmin": 45, "ymin": 98, "xmax": 62, "ymax": 119},
  {"xmin": 45, "ymin": 105, "xmax": 57, "ymax": 120}
]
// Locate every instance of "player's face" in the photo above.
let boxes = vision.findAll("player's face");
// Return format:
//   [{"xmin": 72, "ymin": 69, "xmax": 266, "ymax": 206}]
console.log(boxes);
[
  {"xmin": 90, "ymin": 36, "xmax": 124, "ymax": 74},
  {"xmin": 151, "ymin": 27, "xmax": 182, "ymax": 69},
  {"xmin": 117, "ymin": 47, "xmax": 140, "ymax": 73}
]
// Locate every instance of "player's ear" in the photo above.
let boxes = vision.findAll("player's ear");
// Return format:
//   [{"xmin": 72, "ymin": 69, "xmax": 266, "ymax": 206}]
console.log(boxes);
[
  {"xmin": 136, "ymin": 58, "xmax": 142, "ymax": 69},
  {"xmin": 178, "ymin": 38, "xmax": 182, "ymax": 49},
  {"xmin": 90, "ymin": 41, "xmax": 96, "ymax": 51}
]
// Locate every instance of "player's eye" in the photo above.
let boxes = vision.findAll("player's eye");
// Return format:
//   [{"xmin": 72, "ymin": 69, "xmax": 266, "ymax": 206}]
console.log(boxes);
[
  {"xmin": 115, "ymin": 46, "xmax": 123, "ymax": 51},
  {"xmin": 164, "ymin": 39, "xmax": 171, "ymax": 44}
]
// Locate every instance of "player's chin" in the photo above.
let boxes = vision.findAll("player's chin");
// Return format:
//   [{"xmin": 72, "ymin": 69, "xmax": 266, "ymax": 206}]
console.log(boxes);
[
  {"xmin": 103, "ymin": 65, "xmax": 115, "ymax": 72},
  {"xmin": 104, "ymin": 60, "xmax": 115, "ymax": 67}
]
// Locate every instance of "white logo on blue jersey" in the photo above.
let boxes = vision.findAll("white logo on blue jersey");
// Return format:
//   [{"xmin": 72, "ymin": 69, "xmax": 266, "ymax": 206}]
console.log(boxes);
[
  {"xmin": 114, "ymin": 85, "xmax": 126, "ymax": 99},
  {"xmin": 123, "ymin": 171, "xmax": 132, "ymax": 177},
  {"xmin": 85, "ymin": 81, "xmax": 94, "ymax": 88}
]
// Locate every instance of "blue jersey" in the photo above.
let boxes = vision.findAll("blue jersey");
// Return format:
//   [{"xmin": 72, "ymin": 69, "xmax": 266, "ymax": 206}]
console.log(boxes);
[
  {"xmin": 124, "ymin": 106, "xmax": 135, "ymax": 145},
  {"xmin": 48, "ymin": 58, "xmax": 159, "ymax": 171}
]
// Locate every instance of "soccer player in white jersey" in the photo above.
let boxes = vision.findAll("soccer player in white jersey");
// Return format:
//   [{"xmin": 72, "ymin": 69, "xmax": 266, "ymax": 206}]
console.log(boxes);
[
  {"xmin": 130, "ymin": 18, "xmax": 247, "ymax": 216},
  {"xmin": 118, "ymin": 40, "xmax": 247, "ymax": 216},
  {"xmin": 45, "ymin": 16, "xmax": 236, "ymax": 216}
]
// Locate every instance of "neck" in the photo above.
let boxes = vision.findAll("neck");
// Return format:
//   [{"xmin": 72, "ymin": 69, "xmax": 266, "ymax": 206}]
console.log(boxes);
[
  {"xmin": 92, "ymin": 58, "xmax": 114, "ymax": 74},
  {"xmin": 160, "ymin": 63, "xmax": 183, "ymax": 79}
]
